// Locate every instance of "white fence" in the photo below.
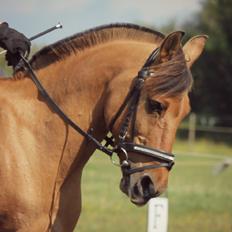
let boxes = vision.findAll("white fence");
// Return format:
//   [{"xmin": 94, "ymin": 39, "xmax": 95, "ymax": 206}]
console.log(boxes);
[
  {"xmin": 182, "ymin": 113, "xmax": 232, "ymax": 144},
  {"xmin": 147, "ymin": 197, "xmax": 169, "ymax": 232}
]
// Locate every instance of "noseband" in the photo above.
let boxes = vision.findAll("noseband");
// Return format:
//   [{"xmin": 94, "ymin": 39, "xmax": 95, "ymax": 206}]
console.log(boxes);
[{"xmin": 20, "ymin": 47, "xmax": 175, "ymax": 176}]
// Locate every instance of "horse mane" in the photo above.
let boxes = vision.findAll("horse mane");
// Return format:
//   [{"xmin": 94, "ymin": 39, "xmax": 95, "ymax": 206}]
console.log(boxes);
[
  {"xmin": 29, "ymin": 23, "xmax": 164, "ymax": 70},
  {"xmin": 22, "ymin": 23, "xmax": 191, "ymax": 97},
  {"xmin": 144, "ymin": 51, "xmax": 193, "ymax": 97}
]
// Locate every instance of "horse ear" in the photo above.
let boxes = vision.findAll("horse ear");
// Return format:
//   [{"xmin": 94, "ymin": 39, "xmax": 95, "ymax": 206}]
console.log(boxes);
[
  {"xmin": 159, "ymin": 31, "xmax": 185, "ymax": 63},
  {"xmin": 183, "ymin": 35, "xmax": 208, "ymax": 68}
]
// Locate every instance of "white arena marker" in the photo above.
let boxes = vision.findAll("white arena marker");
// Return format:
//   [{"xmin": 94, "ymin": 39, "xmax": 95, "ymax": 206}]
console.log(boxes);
[{"xmin": 147, "ymin": 197, "xmax": 169, "ymax": 232}]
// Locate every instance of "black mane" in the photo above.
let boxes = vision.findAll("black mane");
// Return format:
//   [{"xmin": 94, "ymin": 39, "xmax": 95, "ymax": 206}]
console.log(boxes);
[{"xmin": 30, "ymin": 23, "xmax": 164, "ymax": 70}]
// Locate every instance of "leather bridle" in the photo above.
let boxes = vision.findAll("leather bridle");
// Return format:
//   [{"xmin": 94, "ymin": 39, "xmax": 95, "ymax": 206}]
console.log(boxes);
[
  {"xmin": 104, "ymin": 48, "xmax": 175, "ymax": 175},
  {"xmin": 19, "ymin": 47, "xmax": 175, "ymax": 176}
]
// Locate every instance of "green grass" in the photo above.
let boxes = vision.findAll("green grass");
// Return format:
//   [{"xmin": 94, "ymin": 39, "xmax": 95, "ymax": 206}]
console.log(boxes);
[
  {"xmin": 173, "ymin": 138, "xmax": 232, "ymax": 156},
  {"xmin": 75, "ymin": 139, "xmax": 232, "ymax": 232}
]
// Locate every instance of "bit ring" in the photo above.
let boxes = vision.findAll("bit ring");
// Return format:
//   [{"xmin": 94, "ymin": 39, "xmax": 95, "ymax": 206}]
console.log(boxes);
[{"xmin": 110, "ymin": 147, "xmax": 129, "ymax": 167}]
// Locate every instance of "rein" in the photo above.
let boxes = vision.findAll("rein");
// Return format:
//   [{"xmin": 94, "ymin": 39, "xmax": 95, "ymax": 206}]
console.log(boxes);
[
  {"xmin": 19, "ymin": 48, "xmax": 175, "ymax": 176},
  {"xmin": 20, "ymin": 55, "xmax": 114, "ymax": 156}
]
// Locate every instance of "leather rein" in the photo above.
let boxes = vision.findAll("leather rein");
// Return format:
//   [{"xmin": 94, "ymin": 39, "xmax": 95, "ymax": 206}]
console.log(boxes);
[{"xmin": 19, "ymin": 48, "xmax": 175, "ymax": 176}]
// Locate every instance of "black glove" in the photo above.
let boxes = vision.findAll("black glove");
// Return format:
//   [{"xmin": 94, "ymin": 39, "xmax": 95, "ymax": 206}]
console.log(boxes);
[{"xmin": 0, "ymin": 22, "xmax": 31, "ymax": 67}]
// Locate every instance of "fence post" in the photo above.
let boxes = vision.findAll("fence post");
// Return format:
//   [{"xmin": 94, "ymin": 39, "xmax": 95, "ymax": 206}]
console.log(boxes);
[
  {"xmin": 147, "ymin": 197, "xmax": 169, "ymax": 232},
  {"xmin": 188, "ymin": 113, "xmax": 196, "ymax": 149}
]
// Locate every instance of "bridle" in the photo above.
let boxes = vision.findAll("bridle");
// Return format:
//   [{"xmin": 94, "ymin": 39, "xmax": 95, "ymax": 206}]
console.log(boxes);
[
  {"xmin": 19, "ymin": 47, "xmax": 175, "ymax": 176},
  {"xmin": 104, "ymin": 48, "xmax": 175, "ymax": 175}
]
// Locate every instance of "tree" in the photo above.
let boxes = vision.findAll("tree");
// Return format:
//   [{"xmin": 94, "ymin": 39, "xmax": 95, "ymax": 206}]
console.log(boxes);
[{"xmin": 186, "ymin": 0, "xmax": 232, "ymax": 126}]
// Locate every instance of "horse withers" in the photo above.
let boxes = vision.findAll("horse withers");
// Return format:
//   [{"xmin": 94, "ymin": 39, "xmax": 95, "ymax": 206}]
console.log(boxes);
[{"xmin": 0, "ymin": 24, "xmax": 207, "ymax": 231}]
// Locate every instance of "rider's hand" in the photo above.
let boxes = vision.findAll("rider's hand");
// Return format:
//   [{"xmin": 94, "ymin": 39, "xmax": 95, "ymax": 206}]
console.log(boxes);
[{"xmin": 0, "ymin": 22, "xmax": 31, "ymax": 67}]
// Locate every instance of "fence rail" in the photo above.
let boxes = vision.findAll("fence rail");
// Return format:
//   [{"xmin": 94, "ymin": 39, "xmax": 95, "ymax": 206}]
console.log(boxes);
[
  {"xmin": 180, "ymin": 124, "xmax": 232, "ymax": 134},
  {"xmin": 178, "ymin": 113, "xmax": 232, "ymax": 145}
]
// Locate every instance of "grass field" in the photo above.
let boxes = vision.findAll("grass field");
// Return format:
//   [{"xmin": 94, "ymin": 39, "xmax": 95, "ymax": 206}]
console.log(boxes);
[{"xmin": 75, "ymin": 139, "xmax": 232, "ymax": 232}]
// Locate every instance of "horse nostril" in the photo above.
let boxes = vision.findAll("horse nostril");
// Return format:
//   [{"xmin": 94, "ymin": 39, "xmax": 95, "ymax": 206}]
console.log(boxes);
[
  {"xmin": 132, "ymin": 183, "xmax": 140, "ymax": 197},
  {"xmin": 140, "ymin": 175, "xmax": 155, "ymax": 198}
]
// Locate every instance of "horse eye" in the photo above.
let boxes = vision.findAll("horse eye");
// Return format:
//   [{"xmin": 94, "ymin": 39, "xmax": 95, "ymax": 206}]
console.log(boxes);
[{"xmin": 146, "ymin": 98, "xmax": 165, "ymax": 115}]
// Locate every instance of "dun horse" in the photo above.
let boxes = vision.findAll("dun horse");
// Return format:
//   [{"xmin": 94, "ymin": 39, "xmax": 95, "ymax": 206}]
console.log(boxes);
[{"xmin": 0, "ymin": 24, "xmax": 207, "ymax": 231}]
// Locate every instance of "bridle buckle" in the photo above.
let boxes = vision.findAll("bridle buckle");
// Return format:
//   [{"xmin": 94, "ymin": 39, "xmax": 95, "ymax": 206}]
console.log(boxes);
[{"xmin": 110, "ymin": 147, "xmax": 129, "ymax": 167}]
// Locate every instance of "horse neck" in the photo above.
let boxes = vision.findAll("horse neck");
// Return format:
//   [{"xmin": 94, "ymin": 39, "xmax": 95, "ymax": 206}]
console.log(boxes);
[{"xmin": 28, "ymin": 41, "xmax": 155, "ymax": 177}]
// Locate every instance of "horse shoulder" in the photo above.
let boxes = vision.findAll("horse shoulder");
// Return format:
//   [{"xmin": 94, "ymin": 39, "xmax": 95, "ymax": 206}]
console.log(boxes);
[{"xmin": 0, "ymin": 82, "xmax": 56, "ymax": 230}]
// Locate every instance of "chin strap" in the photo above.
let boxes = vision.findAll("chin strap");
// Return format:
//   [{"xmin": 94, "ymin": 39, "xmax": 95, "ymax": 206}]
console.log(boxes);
[{"xmin": 122, "ymin": 162, "xmax": 173, "ymax": 175}]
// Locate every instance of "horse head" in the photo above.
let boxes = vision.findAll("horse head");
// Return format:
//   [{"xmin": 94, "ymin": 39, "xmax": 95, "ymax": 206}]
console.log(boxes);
[{"xmin": 104, "ymin": 31, "xmax": 207, "ymax": 205}]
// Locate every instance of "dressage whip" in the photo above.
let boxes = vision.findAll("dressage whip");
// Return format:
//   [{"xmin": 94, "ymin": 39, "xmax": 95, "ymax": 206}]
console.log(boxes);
[{"xmin": 0, "ymin": 22, "xmax": 63, "ymax": 55}]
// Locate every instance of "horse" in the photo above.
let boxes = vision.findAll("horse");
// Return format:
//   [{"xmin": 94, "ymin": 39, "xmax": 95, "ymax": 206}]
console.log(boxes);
[{"xmin": 0, "ymin": 23, "xmax": 207, "ymax": 231}]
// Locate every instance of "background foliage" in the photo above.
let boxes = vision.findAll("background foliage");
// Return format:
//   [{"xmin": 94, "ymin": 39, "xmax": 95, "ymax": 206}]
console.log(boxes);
[{"xmin": 185, "ymin": 0, "xmax": 232, "ymax": 125}]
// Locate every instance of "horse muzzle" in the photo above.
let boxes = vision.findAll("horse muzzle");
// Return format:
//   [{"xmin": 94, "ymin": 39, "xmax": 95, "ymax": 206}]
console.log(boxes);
[{"xmin": 120, "ymin": 174, "xmax": 162, "ymax": 206}]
